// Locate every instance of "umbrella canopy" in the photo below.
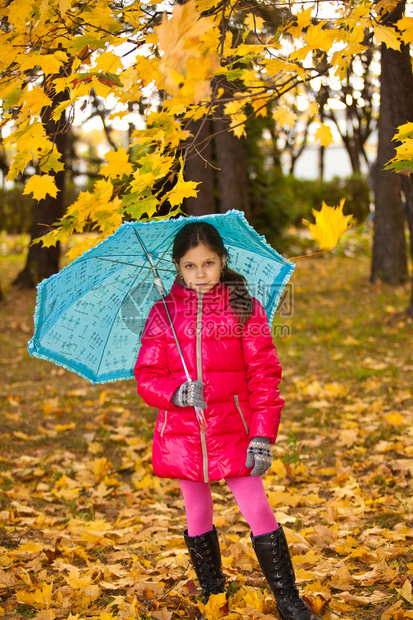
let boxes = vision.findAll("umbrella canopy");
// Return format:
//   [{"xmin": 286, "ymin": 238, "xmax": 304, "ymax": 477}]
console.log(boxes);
[{"xmin": 28, "ymin": 210, "xmax": 295, "ymax": 384}]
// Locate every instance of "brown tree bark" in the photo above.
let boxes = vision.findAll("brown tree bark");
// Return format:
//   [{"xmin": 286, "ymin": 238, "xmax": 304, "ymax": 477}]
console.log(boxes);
[
  {"xmin": 213, "ymin": 117, "xmax": 250, "ymax": 216},
  {"xmin": 371, "ymin": 90, "xmax": 407, "ymax": 285},
  {"xmin": 183, "ymin": 79, "xmax": 251, "ymax": 218},
  {"xmin": 14, "ymin": 80, "xmax": 69, "ymax": 288},
  {"xmin": 371, "ymin": 12, "xmax": 412, "ymax": 286},
  {"xmin": 183, "ymin": 118, "xmax": 216, "ymax": 215}
]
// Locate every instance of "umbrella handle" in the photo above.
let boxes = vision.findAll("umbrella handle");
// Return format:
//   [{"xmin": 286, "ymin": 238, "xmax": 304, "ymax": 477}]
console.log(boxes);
[{"xmin": 195, "ymin": 406, "xmax": 207, "ymax": 432}]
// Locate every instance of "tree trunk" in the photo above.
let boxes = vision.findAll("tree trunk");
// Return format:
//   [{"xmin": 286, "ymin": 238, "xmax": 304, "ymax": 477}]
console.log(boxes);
[
  {"xmin": 13, "ymin": 82, "xmax": 69, "ymax": 288},
  {"xmin": 183, "ymin": 118, "xmax": 216, "ymax": 215},
  {"xmin": 213, "ymin": 118, "xmax": 250, "ymax": 216},
  {"xmin": 183, "ymin": 84, "xmax": 251, "ymax": 218},
  {"xmin": 371, "ymin": 38, "xmax": 411, "ymax": 285},
  {"xmin": 402, "ymin": 175, "xmax": 413, "ymax": 313}
]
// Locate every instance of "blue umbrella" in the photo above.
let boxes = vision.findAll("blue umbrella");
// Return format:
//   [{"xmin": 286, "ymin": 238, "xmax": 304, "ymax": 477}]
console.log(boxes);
[{"xmin": 28, "ymin": 210, "xmax": 295, "ymax": 387}]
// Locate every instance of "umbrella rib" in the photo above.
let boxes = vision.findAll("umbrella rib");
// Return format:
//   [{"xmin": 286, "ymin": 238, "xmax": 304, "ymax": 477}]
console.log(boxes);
[
  {"xmin": 94, "ymin": 234, "xmax": 177, "ymax": 380},
  {"xmin": 148, "ymin": 228, "xmax": 178, "ymax": 257},
  {"xmin": 129, "ymin": 226, "xmax": 176, "ymax": 269},
  {"xmin": 36, "ymin": 262, "xmax": 137, "ymax": 344},
  {"xmin": 131, "ymin": 229, "xmax": 192, "ymax": 381},
  {"xmin": 94, "ymin": 256, "xmax": 174, "ymax": 273},
  {"xmin": 90, "ymin": 269, "xmax": 151, "ymax": 293},
  {"xmin": 93, "ymin": 261, "xmax": 169, "ymax": 380}
]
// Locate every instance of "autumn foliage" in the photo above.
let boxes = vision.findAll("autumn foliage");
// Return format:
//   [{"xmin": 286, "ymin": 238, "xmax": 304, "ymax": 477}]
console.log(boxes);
[{"xmin": 1, "ymin": 0, "xmax": 413, "ymax": 256}]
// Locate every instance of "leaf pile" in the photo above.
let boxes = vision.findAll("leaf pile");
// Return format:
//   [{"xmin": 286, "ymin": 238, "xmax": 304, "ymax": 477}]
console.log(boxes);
[{"xmin": 0, "ymin": 255, "xmax": 412, "ymax": 620}]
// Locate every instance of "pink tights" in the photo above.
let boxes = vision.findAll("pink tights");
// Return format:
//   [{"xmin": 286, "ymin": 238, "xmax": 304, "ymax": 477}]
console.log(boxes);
[{"xmin": 179, "ymin": 476, "xmax": 279, "ymax": 537}]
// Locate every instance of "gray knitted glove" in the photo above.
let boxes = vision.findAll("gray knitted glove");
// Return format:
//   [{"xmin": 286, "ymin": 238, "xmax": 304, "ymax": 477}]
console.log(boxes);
[
  {"xmin": 246, "ymin": 437, "xmax": 272, "ymax": 476},
  {"xmin": 172, "ymin": 380, "xmax": 206, "ymax": 409}
]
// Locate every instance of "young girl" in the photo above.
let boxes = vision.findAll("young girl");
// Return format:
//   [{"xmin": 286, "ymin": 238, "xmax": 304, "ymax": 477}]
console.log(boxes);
[{"xmin": 134, "ymin": 222, "xmax": 320, "ymax": 620}]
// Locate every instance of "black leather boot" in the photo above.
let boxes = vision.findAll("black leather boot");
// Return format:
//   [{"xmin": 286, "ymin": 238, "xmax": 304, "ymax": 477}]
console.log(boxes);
[
  {"xmin": 251, "ymin": 526, "xmax": 322, "ymax": 620},
  {"xmin": 184, "ymin": 526, "xmax": 227, "ymax": 604}
]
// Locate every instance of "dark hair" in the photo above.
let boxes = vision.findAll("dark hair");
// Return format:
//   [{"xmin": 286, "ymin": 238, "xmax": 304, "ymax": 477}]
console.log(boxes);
[{"xmin": 172, "ymin": 221, "xmax": 253, "ymax": 326}]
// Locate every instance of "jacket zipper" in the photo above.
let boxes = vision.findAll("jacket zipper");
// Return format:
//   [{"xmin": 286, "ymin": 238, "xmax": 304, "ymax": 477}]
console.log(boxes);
[
  {"xmin": 160, "ymin": 412, "xmax": 167, "ymax": 437},
  {"xmin": 197, "ymin": 293, "xmax": 209, "ymax": 483},
  {"xmin": 196, "ymin": 293, "xmax": 203, "ymax": 383},
  {"xmin": 234, "ymin": 395, "xmax": 249, "ymax": 434}
]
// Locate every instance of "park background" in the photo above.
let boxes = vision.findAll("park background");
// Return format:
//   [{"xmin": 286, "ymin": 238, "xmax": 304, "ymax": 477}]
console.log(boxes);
[{"xmin": 1, "ymin": 1, "xmax": 413, "ymax": 619}]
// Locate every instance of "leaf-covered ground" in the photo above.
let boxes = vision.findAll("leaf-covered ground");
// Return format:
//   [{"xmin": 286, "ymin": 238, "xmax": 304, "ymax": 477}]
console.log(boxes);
[{"xmin": 1, "ymin": 243, "xmax": 413, "ymax": 620}]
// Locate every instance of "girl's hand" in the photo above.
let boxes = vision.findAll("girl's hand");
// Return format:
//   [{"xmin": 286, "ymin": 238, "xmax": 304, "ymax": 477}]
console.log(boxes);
[
  {"xmin": 172, "ymin": 380, "xmax": 206, "ymax": 409},
  {"xmin": 246, "ymin": 437, "xmax": 272, "ymax": 475}
]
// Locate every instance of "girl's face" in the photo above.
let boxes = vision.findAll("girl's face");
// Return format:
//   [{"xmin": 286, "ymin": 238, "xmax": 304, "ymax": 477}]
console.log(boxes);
[{"xmin": 177, "ymin": 243, "xmax": 224, "ymax": 294}]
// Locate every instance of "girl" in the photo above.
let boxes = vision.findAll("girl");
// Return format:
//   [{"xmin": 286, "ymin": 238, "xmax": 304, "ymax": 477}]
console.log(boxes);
[{"xmin": 134, "ymin": 222, "xmax": 320, "ymax": 620}]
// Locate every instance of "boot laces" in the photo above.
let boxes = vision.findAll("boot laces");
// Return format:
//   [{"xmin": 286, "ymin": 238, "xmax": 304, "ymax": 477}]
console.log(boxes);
[
  {"xmin": 272, "ymin": 541, "xmax": 296, "ymax": 589},
  {"xmin": 272, "ymin": 537, "xmax": 309, "ymax": 613},
  {"xmin": 193, "ymin": 541, "xmax": 225, "ymax": 598}
]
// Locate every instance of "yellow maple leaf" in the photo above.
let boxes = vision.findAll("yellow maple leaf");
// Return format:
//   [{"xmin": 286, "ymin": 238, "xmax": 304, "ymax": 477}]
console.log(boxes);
[
  {"xmin": 54, "ymin": 423, "xmax": 76, "ymax": 433},
  {"xmin": 397, "ymin": 15, "xmax": 413, "ymax": 44},
  {"xmin": 305, "ymin": 23, "xmax": 334, "ymax": 53},
  {"xmin": 375, "ymin": 24, "xmax": 401, "ymax": 51},
  {"xmin": 307, "ymin": 100, "xmax": 319, "ymax": 118},
  {"xmin": 93, "ymin": 51, "xmax": 123, "ymax": 74},
  {"xmin": 271, "ymin": 458, "xmax": 286, "ymax": 479},
  {"xmin": 224, "ymin": 100, "xmax": 247, "ymax": 137},
  {"xmin": 16, "ymin": 582, "xmax": 53, "ymax": 610},
  {"xmin": 15, "ymin": 88, "xmax": 52, "ymax": 125},
  {"xmin": 39, "ymin": 147, "xmax": 65, "ymax": 175},
  {"xmin": 330, "ymin": 564, "xmax": 354, "ymax": 590},
  {"xmin": 287, "ymin": 7, "xmax": 313, "ymax": 37},
  {"xmin": 157, "ymin": 0, "xmax": 213, "ymax": 58},
  {"xmin": 243, "ymin": 588, "xmax": 265, "ymax": 611},
  {"xmin": 394, "ymin": 137, "xmax": 413, "ymax": 160},
  {"xmin": 13, "ymin": 431, "xmax": 31, "ymax": 441},
  {"xmin": 167, "ymin": 174, "xmax": 198, "ymax": 207},
  {"xmin": 198, "ymin": 592, "xmax": 228, "ymax": 619},
  {"xmin": 23, "ymin": 174, "xmax": 58, "ymax": 201},
  {"xmin": 314, "ymin": 123, "xmax": 333, "ymax": 147},
  {"xmin": 156, "ymin": 0, "xmax": 217, "ymax": 100},
  {"xmin": 384, "ymin": 412, "xmax": 405, "ymax": 426},
  {"xmin": 92, "ymin": 457, "xmax": 113, "ymax": 481},
  {"xmin": 305, "ymin": 199, "xmax": 352, "ymax": 250},
  {"xmin": 18, "ymin": 541, "xmax": 43, "ymax": 553},
  {"xmin": 15, "ymin": 52, "xmax": 65, "ymax": 75},
  {"xmin": 392, "ymin": 121, "xmax": 413, "ymax": 141},
  {"xmin": 396, "ymin": 579, "xmax": 413, "ymax": 604},
  {"xmin": 245, "ymin": 13, "xmax": 265, "ymax": 31},
  {"xmin": 52, "ymin": 99, "xmax": 72, "ymax": 122},
  {"xmin": 273, "ymin": 106, "xmax": 297, "ymax": 129},
  {"xmin": 250, "ymin": 96, "xmax": 268, "ymax": 117},
  {"xmin": 101, "ymin": 147, "xmax": 134, "ymax": 179}
]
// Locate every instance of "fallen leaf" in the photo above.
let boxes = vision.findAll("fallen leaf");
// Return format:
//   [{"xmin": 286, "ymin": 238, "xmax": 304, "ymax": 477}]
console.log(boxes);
[
  {"xmin": 396, "ymin": 579, "xmax": 413, "ymax": 605},
  {"xmin": 198, "ymin": 592, "xmax": 228, "ymax": 619}
]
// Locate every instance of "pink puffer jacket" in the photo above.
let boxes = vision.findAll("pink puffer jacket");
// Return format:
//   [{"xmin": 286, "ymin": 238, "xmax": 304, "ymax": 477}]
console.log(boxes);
[{"xmin": 134, "ymin": 280, "xmax": 284, "ymax": 483}]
